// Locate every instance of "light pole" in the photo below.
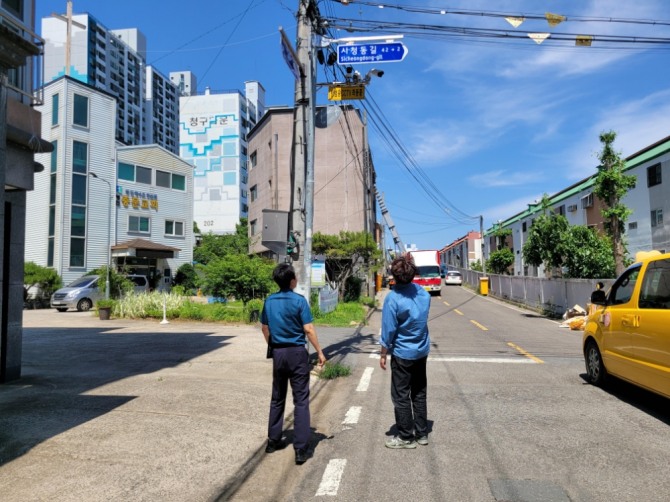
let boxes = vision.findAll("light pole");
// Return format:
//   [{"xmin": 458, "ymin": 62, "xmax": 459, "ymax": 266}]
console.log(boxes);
[{"xmin": 89, "ymin": 172, "xmax": 111, "ymax": 300}]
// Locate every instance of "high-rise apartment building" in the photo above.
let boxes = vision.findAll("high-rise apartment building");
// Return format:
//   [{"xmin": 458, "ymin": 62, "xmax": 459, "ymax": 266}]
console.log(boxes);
[
  {"xmin": 41, "ymin": 12, "xmax": 179, "ymax": 153},
  {"xmin": 178, "ymin": 82, "xmax": 265, "ymax": 234}
]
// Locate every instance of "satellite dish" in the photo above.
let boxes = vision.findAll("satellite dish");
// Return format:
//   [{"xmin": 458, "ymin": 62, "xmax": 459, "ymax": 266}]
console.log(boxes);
[{"xmin": 315, "ymin": 105, "xmax": 341, "ymax": 128}]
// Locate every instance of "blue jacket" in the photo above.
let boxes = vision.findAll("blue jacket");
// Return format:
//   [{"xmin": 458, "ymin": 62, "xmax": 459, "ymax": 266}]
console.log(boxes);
[{"xmin": 380, "ymin": 282, "xmax": 431, "ymax": 360}]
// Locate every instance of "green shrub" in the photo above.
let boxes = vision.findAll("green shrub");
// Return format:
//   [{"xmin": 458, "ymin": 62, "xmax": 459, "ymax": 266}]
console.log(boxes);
[{"xmin": 344, "ymin": 276, "xmax": 362, "ymax": 302}]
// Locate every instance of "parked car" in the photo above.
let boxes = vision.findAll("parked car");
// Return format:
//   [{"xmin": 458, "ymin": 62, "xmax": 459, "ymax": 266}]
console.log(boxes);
[
  {"xmin": 583, "ymin": 251, "xmax": 670, "ymax": 399},
  {"xmin": 51, "ymin": 275, "xmax": 101, "ymax": 312},
  {"xmin": 124, "ymin": 274, "xmax": 149, "ymax": 293},
  {"xmin": 444, "ymin": 270, "xmax": 463, "ymax": 286}
]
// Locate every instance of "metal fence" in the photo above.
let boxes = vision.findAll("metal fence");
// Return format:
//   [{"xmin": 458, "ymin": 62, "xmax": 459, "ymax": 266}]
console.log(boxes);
[{"xmin": 459, "ymin": 269, "xmax": 615, "ymax": 317}]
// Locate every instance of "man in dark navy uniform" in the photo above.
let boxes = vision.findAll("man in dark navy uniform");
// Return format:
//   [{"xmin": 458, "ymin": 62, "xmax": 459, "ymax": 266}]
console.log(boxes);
[{"xmin": 261, "ymin": 263, "xmax": 327, "ymax": 465}]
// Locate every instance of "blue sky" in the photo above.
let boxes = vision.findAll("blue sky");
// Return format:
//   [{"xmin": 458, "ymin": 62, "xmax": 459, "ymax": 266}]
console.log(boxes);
[{"xmin": 36, "ymin": 1, "xmax": 670, "ymax": 251}]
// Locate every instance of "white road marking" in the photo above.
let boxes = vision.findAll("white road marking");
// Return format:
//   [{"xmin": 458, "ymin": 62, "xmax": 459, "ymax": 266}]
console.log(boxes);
[
  {"xmin": 356, "ymin": 367, "xmax": 374, "ymax": 391},
  {"xmin": 342, "ymin": 406, "xmax": 362, "ymax": 425},
  {"xmin": 368, "ymin": 353, "xmax": 536, "ymax": 364},
  {"xmin": 316, "ymin": 459, "xmax": 347, "ymax": 497}
]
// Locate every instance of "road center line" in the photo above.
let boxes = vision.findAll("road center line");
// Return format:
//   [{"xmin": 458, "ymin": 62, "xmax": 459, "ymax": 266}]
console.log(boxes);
[
  {"xmin": 315, "ymin": 459, "xmax": 347, "ymax": 496},
  {"xmin": 342, "ymin": 406, "xmax": 362, "ymax": 425},
  {"xmin": 507, "ymin": 342, "xmax": 544, "ymax": 364},
  {"xmin": 356, "ymin": 367, "xmax": 374, "ymax": 392},
  {"xmin": 470, "ymin": 320, "xmax": 489, "ymax": 331},
  {"xmin": 443, "ymin": 300, "xmax": 450, "ymax": 306},
  {"xmin": 454, "ymin": 309, "xmax": 464, "ymax": 316}
]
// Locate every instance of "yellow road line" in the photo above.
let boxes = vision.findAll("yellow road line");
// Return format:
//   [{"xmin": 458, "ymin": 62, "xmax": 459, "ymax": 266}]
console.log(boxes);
[
  {"xmin": 470, "ymin": 320, "xmax": 489, "ymax": 331},
  {"xmin": 454, "ymin": 309, "xmax": 464, "ymax": 316},
  {"xmin": 507, "ymin": 342, "xmax": 544, "ymax": 364},
  {"xmin": 443, "ymin": 301, "xmax": 450, "ymax": 306}
]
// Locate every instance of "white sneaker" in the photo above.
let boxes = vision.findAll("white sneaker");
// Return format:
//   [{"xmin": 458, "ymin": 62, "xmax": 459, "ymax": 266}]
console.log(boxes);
[
  {"xmin": 385, "ymin": 436, "xmax": 417, "ymax": 449},
  {"xmin": 416, "ymin": 435, "xmax": 429, "ymax": 445}
]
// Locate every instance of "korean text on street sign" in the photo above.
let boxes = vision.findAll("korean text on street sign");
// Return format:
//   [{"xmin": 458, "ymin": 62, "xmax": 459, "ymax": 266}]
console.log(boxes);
[
  {"xmin": 337, "ymin": 42, "xmax": 408, "ymax": 65},
  {"xmin": 328, "ymin": 85, "xmax": 365, "ymax": 101}
]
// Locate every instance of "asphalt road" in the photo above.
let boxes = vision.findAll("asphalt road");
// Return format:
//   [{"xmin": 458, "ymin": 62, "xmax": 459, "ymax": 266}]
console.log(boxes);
[{"xmin": 232, "ymin": 285, "xmax": 670, "ymax": 502}]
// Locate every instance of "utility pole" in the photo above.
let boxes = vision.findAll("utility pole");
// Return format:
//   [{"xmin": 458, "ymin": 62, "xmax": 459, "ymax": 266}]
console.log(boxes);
[
  {"xmin": 51, "ymin": 1, "xmax": 86, "ymax": 77},
  {"xmin": 480, "ymin": 215, "xmax": 487, "ymax": 275},
  {"xmin": 289, "ymin": 0, "xmax": 318, "ymax": 300}
]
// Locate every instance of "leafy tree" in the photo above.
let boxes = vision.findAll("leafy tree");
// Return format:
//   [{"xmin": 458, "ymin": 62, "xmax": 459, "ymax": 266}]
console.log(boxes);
[
  {"xmin": 470, "ymin": 259, "xmax": 483, "ymax": 272},
  {"xmin": 593, "ymin": 131, "xmax": 636, "ymax": 275},
  {"xmin": 563, "ymin": 226, "xmax": 616, "ymax": 279},
  {"xmin": 522, "ymin": 202, "xmax": 570, "ymax": 277},
  {"xmin": 198, "ymin": 254, "xmax": 275, "ymax": 304},
  {"xmin": 487, "ymin": 248, "xmax": 514, "ymax": 275},
  {"xmin": 193, "ymin": 218, "xmax": 249, "ymax": 265},
  {"xmin": 87, "ymin": 266, "xmax": 134, "ymax": 299},
  {"xmin": 24, "ymin": 262, "xmax": 62, "ymax": 301},
  {"xmin": 312, "ymin": 231, "xmax": 381, "ymax": 299},
  {"xmin": 174, "ymin": 263, "xmax": 198, "ymax": 291}
]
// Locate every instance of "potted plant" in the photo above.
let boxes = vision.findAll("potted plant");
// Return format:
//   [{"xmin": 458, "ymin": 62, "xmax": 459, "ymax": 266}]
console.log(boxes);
[{"xmin": 96, "ymin": 299, "xmax": 116, "ymax": 320}]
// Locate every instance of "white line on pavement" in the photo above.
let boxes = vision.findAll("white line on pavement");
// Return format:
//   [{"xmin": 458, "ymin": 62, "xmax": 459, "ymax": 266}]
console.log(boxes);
[
  {"xmin": 315, "ymin": 459, "xmax": 347, "ymax": 497},
  {"xmin": 342, "ymin": 406, "xmax": 362, "ymax": 425},
  {"xmin": 356, "ymin": 367, "xmax": 374, "ymax": 391}
]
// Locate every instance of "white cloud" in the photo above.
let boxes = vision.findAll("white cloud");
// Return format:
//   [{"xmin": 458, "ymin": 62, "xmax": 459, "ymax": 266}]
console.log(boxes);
[{"xmin": 468, "ymin": 169, "xmax": 542, "ymax": 187}]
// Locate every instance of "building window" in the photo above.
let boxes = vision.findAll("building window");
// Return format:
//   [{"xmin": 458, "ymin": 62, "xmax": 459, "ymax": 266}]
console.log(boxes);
[
  {"xmin": 250, "ymin": 150, "xmax": 257, "ymax": 169},
  {"xmin": 47, "ymin": 238, "xmax": 55, "ymax": 267},
  {"xmin": 70, "ymin": 237, "xmax": 86, "ymax": 267},
  {"xmin": 2, "ymin": 0, "xmax": 22, "ymax": 17},
  {"xmin": 129, "ymin": 215, "xmax": 150, "ymax": 233},
  {"xmin": 51, "ymin": 140, "xmax": 58, "ymax": 173},
  {"xmin": 52, "ymin": 93, "xmax": 59, "ymax": 126},
  {"xmin": 136, "ymin": 165, "xmax": 152, "ymax": 184},
  {"xmin": 250, "ymin": 219, "xmax": 257, "ymax": 236},
  {"xmin": 647, "ymin": 163, "xmax": 662, "ymax": 187},
  {"xmin": 72, "ymin": 140, "xmax": 87, "ymax": 173},
  {"xmin": 156, "ymin": 170, "xmax": 186, "ymax": 190},
  {"xmin": 73, "ymin": 94, "xmax": 89, "ymax": 128},
  {"xmin": 118, "ymin": 162, "xmax": 134, "ymax": 181},
  {"xmin": 165, "ymin": 220, "xmax": 184, "ymax": 237},
  {"xmin": 651, "ymin": 209, "xmax": 663, "ymax": 228},
  {"xmin": 628, "ymin": 221, "xmax": 638, "ymax": 230},
  {"xmin": 250, "ymin": 184, "xmax": 257, "ymax": 202},
  {"xmin": 71, "ymin": 206, "xmax": 86, "ymax": 237},
  {"xmin": 522, "ymin": 221, "xmax": 527, "ymax": 232}
]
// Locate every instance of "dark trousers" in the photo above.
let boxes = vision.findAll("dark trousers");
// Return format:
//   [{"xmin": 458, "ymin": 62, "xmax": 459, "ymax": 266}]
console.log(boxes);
[
  {"xmin": 268, "ymin": 346, "xmax": 311, "ymax": 451},
  {"xmin": 390, "ymin": 355, "xmax": 428, "ymax": 441}
]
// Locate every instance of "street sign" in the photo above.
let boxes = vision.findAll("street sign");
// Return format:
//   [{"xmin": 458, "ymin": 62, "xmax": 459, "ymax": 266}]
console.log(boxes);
[
  {"xmin": 328, "ymin": 85, "xmax": 365, "ymax": 101},
  {"xmin": 337, "ymin": 42, "xmax": 408, "ymax": 65}
]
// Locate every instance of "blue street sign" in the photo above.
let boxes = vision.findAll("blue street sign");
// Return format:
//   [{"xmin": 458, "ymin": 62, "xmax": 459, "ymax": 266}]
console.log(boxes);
[{"xmin": 337, "ymin": 42, "xmax": 408, "ymax": 65}]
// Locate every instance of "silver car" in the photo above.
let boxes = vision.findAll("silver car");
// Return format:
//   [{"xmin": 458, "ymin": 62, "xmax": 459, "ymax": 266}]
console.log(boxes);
[
  {"xmin": 51, "ymin": 275, "xmax": 101, "ymax": 312},
  {"xmin": 444, "ymin": 271, "xmax": 463, "ymax": 286}
]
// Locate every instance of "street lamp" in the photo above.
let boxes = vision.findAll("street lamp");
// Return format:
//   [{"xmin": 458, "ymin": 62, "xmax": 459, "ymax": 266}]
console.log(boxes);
[{"xmin": 88, "ymin": 172, "xmax": 111, "ymax": 300}]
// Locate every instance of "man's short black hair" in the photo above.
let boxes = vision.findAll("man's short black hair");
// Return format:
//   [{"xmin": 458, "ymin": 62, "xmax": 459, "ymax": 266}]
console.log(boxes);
[
  {"xmin": 273, "ymin": 263, "xmax": 296, "ymax": 290},
  {"xmin": 391, "ymin": 255, "xmax": 417, "ymax": 285}
]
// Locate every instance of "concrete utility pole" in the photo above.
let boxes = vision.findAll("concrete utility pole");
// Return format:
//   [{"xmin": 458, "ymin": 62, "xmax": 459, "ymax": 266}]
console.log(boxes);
[
  {"xmin": 51, "ymin": 1, "xmax": 86, "ymax": 76},
  {"xmin": 289, "ymin": 0, "xmax": 318, "ymax": 300}
]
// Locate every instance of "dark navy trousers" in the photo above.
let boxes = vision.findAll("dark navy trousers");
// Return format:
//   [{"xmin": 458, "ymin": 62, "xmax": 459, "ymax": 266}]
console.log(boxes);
[
  {"xmin": 268, "ymin": 345, "xmax": 311, "ymax": 451},
  {"xmin": 390, "ymin": 355, "xmax": 428, "ymax": 441}
]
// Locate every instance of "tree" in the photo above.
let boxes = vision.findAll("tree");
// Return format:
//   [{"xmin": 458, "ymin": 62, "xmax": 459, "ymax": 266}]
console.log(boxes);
[
  {"xmin": 174, "ymin": 263, "xmax": 198, "ymax": 292},
  {"xmin": 487, "ymin": 248, "xmax": 514, "ymax": 275},
  {"xmin": 593, "ymin": 131, "xmax": 636, "ymax": 275},
  {"xmin": 24, "ymin": 262, "xmax": 62, "ymax": 304},
  {"xmin": 522, "ymin": 203, "xmax": 570, "ymax": 277},
  {"xmin": 563, "ymin": 226, "xmax": 616, "ymax": 279},
  {"xmin": 193, "ymin": 218, "xmax": 249, "ymax": 265},
  {"xmin": 88, "ymin": 266, "xmax": 134, "ymax": 299},
  {"xmin": 312, "ymin": 231, "xmax": 381, "ymax": 299},
  {"xmin": 198, "ymin": 254, "xmax": 275, "ymax": 304}
]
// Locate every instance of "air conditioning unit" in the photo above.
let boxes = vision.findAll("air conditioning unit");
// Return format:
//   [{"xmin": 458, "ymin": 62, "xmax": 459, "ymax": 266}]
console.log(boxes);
[
  {"xmin": 581, "ymin": 193, "xmax": 594, "ymax": 209},
  {"xmin": 567, "ymin": 204, "xmax": 578, "ymax": 212}
]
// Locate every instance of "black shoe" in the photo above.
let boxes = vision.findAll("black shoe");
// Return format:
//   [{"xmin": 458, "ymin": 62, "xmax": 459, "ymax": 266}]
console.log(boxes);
[
  {"xmin": 295, "ymin": 448, "xmax": 308, "ymax": 465},
  {"xmin": 265, "ymin": 438, "xmax": 287, "ymax": 453}
]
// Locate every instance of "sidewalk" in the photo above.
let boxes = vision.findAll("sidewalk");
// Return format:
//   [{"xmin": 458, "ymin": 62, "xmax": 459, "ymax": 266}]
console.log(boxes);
[{"xmin": 0, "ymin": 310, "xmax": 303, "ymax": 501}]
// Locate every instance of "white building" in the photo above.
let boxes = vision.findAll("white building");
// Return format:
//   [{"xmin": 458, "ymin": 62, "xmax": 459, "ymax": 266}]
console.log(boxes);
[
  {"xmin": 178, "ymin": 82, "xmax": 265, "ymax": 234},
  {"xmin": 28, "ymin": 76, "xmax": 194, "ymax": 288},
  {"xmin": 41, "ymin": 11, "xmax": 179, "ymax": 154},
  {"xmin": 170, "ymin": 71, "xmax": 197, "ymax": 97},
  {"xmin": 487, "ymin": 135, "xmax": 670, "ymax": 277}
]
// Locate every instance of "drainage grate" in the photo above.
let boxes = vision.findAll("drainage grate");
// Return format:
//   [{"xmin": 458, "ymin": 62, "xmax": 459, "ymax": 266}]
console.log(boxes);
[{"xmin": 488, "ymin": 479, "xmax": 571, "ymax": 502}]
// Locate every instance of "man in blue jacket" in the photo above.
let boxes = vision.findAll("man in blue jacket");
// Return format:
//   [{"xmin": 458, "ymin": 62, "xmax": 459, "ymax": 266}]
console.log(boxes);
[
  {"xmin": 379, "ymin": 255, "xmax": 431, "ymax": 449},
  {"xmin": 261, "ymin": 263, "xmax": 327, "ymax": 464}
]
